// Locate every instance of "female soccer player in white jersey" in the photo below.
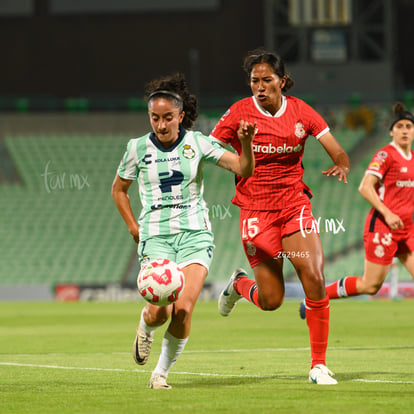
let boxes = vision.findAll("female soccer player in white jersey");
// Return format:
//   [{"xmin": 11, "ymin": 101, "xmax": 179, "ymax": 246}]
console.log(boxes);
[
  {"xmin": 112, "ymin": 73, "xmax": 255, "ymax": 389},
  {"xmin": 210, "ymin": 48, "xmax": 350, "ymax": 385},
  {"xmin": 322, "ymin": 103, "xmax": 414, "ymax": 299}
]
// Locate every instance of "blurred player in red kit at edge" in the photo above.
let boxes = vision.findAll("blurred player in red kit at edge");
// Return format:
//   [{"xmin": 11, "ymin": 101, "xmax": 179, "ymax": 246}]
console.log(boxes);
[
  {"xmin": 305, "ymin": 103, "xmax": 414, "ymax": 303},
  {"xmin": 210, "ymin": 48, "xmax": 350, "ymax": 385}
]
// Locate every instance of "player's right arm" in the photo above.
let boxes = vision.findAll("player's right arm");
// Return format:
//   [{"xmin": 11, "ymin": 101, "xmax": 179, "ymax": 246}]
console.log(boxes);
[
  {"xmin": 112, "ymin": 174, "xmax": 140, "ymax": 243},
  {"xmin": 216, "ymin": 120, "xmax": 256, "ymax": 177},
  {"xmin": 359, "ymin": 173, "xmax": 403, "ymax": 231}
]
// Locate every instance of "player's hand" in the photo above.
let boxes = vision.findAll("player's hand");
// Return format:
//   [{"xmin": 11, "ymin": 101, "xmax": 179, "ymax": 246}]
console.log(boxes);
[
  {"xmin": 322, "ymin": 165, "xmax": 349, "ymax": 184},
  {"xmin": 384, "ymin": 211, "xmax": 404, "ymax": 231},
  {"xmin": 129, "ymin": 223, "xmax": 140, "ymax": 244},
  {"xmin": 237, "ymin": 120, "xmax": 257, "ymax": 143}
]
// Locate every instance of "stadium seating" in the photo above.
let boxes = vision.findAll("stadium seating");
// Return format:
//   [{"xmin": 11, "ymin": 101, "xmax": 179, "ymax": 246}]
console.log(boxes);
[
  {"xmin": 1, "ymin": 116, "xmax": 412, "ymax": 288},
  {"xmin": 0, "ymin": 135, "xmax": 136, "ymax": 285}
]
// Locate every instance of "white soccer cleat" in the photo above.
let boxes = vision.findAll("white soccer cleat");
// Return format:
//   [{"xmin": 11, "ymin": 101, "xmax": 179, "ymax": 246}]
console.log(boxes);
[
  {"xmin": 132, "ymin": 324, "xmax": 154, "ymax": 365},
  {"xmin": 309, "ymin": 364, "xmax": 338, "ymax": 385},
  {"xmin": 218, "ymin": 268, "xmax": 247, "ymax": 317},
  {"xmin": 149, "ymin": 373, "xmax": 172, "ymax": 390}
]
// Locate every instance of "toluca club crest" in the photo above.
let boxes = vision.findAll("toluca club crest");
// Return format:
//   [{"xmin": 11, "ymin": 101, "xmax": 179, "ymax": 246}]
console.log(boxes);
[{"xmin": 294, "ymin": 122, "xmax": 306, "ymax": 139}]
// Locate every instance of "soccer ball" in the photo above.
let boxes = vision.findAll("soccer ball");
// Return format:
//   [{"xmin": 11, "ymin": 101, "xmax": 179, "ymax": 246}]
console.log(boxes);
[{"xmin": 137, "ymin": 258, "xmax": 185, "ymax": 306}]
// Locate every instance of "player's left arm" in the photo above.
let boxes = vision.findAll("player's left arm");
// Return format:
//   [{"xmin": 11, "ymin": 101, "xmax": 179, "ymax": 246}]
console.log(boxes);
[
  {"xmin": 111, "ymin": 174, "xmax": 140, "ymax": 243},
  {"xmin": 318, "ymin": 131, "xmax": 350, "ymax": 184},
  {"xmin": 216, "ymin": 120, "xmax": 256, "ymax": 177}
]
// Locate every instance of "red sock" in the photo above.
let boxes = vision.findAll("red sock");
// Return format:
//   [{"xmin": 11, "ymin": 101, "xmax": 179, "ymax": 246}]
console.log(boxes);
[
  {"xmin": 305, "ymin": 295, "xmax": 330, "ymax": 368},
  {"xmin": 326, "ymin": 276, "xmax": 359, "ymax": 299},
  {"xmin": 234, "ymin": 276, "xmax": 263, "ymax": 309}
]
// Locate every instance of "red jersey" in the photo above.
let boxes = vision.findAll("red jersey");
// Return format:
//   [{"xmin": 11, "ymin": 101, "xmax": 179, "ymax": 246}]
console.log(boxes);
[
  {"xmin": 210, "ymin": 95, "xmax": 329, "ymax": 210},
  {"xmin": 365, "ymin": 142, "xmax": 414, "ymax": 229}
]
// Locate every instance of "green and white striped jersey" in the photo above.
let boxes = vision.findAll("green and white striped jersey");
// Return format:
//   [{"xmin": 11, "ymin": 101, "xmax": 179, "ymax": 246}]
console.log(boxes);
[{"xmin": 117, "ymin": 127, "xmax": 226, "ymax": 239}]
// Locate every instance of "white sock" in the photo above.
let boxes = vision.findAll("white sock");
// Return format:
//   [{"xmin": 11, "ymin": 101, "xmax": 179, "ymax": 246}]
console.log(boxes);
[
  {"xmin": 153, "ymin": 330, "xmax": 188, "ymax": 377},
  {"xmin": 139, "ymin": 308, "xmax": 159, "ymax": 336}
]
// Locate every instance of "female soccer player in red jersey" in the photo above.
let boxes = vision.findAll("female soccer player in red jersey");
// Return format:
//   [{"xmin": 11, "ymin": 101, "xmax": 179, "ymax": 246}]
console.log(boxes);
[
  {"xmin": 322, "ymin": 103, "xmax": 414, "ymax": 300},
  {"xmin": 210, "ymin": 48, "xmax": 350, "ymax": 385}
]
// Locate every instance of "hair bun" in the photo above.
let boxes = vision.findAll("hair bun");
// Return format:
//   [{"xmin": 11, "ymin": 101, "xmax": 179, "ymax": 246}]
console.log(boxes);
[
  {"xmin": 389, "ymin": 101, "xmax": 414, "ymax": 130},
  {"xmin": 393, "ymin": 102, "xmax": 406, "ymax": 115}
]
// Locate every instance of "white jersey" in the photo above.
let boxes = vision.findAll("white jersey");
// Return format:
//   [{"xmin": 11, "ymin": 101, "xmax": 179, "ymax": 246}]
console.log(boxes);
[{"xmin": 117, "ymin": 128, "xmax": 226, "ymax": 239}]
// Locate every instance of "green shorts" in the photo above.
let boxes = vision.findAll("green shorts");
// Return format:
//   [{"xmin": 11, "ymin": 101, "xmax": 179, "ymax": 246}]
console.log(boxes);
[{"xmin": 138, "ymin": 230, "xmax": 215, "ymax": 271}]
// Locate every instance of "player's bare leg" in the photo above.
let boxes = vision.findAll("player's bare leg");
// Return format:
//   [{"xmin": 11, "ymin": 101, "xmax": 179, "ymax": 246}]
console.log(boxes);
[
  {"xmin": 252, "ymin": 258, "xmax": 285, "ymax": 310},
  {"xmin": 355, "ymin": 260, "xmax": 390, "ymax": 295},
  {"xmin": 398, "ymin": 251, "xmax": 414, "ymax": 278},
  {"xmin": 167, "ymin": 263, "xmax": 207, "ymax": 338},
  {"xmin": 282, "ymin": 230, "xmax": 325, "ymax": 300}
]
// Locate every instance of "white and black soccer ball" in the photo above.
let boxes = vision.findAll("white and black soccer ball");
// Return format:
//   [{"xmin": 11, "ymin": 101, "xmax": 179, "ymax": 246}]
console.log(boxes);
[{"xmin": 137, "ymin": 258, "xmax": 185, "ymax": 306}]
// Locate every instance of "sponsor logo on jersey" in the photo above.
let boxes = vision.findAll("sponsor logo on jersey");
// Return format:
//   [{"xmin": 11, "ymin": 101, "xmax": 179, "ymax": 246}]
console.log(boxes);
[
  {"xmin": 182, "ymin": 144, "xmax": 195, "ymax": 159},
  {"xmin": 159, "ymin": 170, "xmax": 184, "ymax": 193},
  {"xmin": 400, "ymin": 167, "xmax": 408, "ymax": 173},
  {"xmin": 396, "ymin": 179, "xmax": 414, "ymax": 187},
  {"xmin": 158, "ymin": 194, "xmax": 184, "ymax": 201},
  {"xmin": 150, "ymin": 201, "xmax": 190, "ymax": 210},
  {"xmin": 368, "ymin": 162, "xmax": 380, "ymax": 171},
  {"xmin": 142, "ymin": 154, "xmax": 152, "ymax": 165},
  {"xmin": 155, "ymin": 156, "xmax": 180, "ymax": 163},
  {"xmin": 376, "ymin": 151, "xmax": 388, "ymax": 160},
  {"xmin": 252, "ymin": 143, "xmax": 303, "ymax": 154},
  {"xmin": 294, "ymin": 122, "xmax": 306, "ymax": 139}
]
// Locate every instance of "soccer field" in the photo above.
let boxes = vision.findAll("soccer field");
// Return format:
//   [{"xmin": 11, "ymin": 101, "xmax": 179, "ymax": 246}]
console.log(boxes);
[{"xmin": 1, "ymin": 299, "xmax": 414, "ymax": 413}]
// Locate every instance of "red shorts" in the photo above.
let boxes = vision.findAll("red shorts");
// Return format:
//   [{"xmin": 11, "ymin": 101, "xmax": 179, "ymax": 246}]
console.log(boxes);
[
  {"xmin": 239, "ymin": 202, "xmax": 317, "ymax": 267},
  {"xmin": 364, "ymin": 211, "xmax": 414, "ymax": 265}
]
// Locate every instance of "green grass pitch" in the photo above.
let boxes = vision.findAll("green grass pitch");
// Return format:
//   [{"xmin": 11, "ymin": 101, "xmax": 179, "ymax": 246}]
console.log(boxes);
[{"xmin": 1, "ymin": 299, "xmax": 414, "ymax": 413}]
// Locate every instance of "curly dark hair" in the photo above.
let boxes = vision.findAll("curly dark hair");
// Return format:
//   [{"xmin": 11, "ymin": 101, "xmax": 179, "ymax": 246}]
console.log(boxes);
[
  {"xmin": 242, "ymin": 47, "xmax": 294, "ymax": 92},
  {"xmin": 145, "ymin": 73, "xmax": 198, "ymax": 129}
]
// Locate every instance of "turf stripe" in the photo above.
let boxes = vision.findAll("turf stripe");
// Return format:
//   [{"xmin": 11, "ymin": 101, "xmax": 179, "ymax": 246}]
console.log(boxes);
[{"xmin": 1, "ymin": 344, "xmax": 413, "ymax": 356}]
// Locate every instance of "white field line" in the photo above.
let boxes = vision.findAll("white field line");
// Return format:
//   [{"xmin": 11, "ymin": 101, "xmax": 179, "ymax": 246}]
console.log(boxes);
[
  {"xmin": 0, "ymin": 362, "xmax": 274, "ymax": 379},
  {"xmin": 1, "ymin": 361, "xmax": 414, "ymax": 384}
]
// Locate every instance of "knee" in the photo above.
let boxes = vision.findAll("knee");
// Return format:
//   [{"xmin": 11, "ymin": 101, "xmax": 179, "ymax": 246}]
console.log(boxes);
[
  {"xmin": 304, "ymin": 271, "xmax": 325, "ymax": 287},
  {"xmin": 259, "ymin": 295, "xmax": 284, "ymax": 311},
  {"xmin": 155, "ymin": 313, "xmax": 170, "ymax": 325},
  {"xmin": 364, "ymin": 284, "xmax": 382, "ymax": 295},
  {"xmin": 144, "ymin": 304, "xmax": 171, "ymax": 326},
  {"xmin": 173, "ymin": 303, "xmax": 194, "ymax": 325}
]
